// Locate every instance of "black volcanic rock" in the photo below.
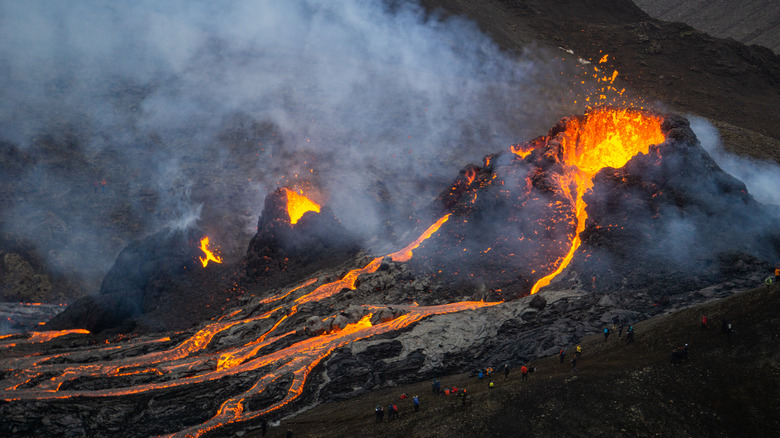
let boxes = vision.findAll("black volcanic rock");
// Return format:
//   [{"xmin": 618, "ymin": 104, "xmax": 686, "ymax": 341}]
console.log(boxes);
[
  {"xmin": 244, "ymin": 188, "xmax": 361, "ymax": 288},
  {"xmin": 47, "ymin": 227, "xmax": 235, "ymax": 333},
  {"xmin": 569, "ymin": 115, "xmax": 779, "ymax": 295}
]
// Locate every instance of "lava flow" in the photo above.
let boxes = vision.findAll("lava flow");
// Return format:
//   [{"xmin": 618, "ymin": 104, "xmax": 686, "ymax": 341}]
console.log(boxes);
[
  {"xmin": 198, "ymin": 236, "xmax": 223, "ymax": 267},
  {"xmin": 283, "ymin": 187, "xmax": 321, "ymax": 224},
  {"xmin": 529, "ymin": 107, "xmax": 664, "ymax": 293},
  {"xmin": 0, "ymin": 212, "xmax": 494, "ymax": 438}
]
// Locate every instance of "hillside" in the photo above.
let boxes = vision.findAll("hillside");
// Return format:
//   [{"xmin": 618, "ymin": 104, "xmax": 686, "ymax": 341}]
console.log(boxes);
[
  {"xmin": 633, "ymin": 0, "xmax": 780, "ymax": 54},
  {"xmin": 421, "ymin": 0, "xmax": 780, "ymax": 143},
  {"xmin": 254, "ymin": 282, "xmax": 780, "ymax": 437}
]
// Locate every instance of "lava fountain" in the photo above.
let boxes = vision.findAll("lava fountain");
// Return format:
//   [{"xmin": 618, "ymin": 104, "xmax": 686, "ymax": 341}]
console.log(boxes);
[
  {"xmin": 530, "ymin": 107, "xmax": 664, "ymax": 293},
  {"xmin": 283, "ymin": 188, "xmax": 321, "ymax": 225}
]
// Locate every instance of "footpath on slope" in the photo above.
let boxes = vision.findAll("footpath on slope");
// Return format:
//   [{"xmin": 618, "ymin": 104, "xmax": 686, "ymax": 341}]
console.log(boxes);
[{"xmin": 252, "ymin": 281, "xmax": 780, "ymax": 437}]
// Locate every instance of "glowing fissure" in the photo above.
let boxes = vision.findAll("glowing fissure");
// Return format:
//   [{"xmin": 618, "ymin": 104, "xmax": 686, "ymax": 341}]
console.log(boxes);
[
  {"xmin": 530, "ymin": 108, "xmax": 664, "ymax": 294},
  {"xmin": 0, "ymin": 212, "xmax": 494, "ymax": 437}
]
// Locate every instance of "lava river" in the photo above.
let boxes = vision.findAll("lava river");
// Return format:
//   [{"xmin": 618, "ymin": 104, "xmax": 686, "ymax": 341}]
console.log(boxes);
[{"xmin": 0, "ymin": 213, "xmax": 498, "ymax": 437}]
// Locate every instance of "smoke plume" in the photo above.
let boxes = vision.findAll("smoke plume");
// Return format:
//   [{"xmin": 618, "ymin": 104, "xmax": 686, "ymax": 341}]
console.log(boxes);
[{"xmin": 0, "ymin": 0, "xmax": 575, "ymax": 294}]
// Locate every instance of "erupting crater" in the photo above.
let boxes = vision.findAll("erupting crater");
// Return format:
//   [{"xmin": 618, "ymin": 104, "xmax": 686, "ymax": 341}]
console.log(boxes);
[{"xmin": 421, "ymin": 107, "xmax": 667, "ymax": 298}]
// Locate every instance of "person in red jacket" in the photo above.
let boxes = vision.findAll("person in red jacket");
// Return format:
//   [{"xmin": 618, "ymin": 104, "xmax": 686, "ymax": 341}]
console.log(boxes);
[{"xmin": 521, "ymin": 364, "xmax": 528, "ymax": 380}]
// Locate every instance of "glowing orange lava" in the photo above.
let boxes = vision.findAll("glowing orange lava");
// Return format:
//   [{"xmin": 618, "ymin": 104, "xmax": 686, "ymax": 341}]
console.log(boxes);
[
  {"xmin": 511, "ymin": 143, "xmax": 534, "ymax": 158},
  {"xmin": 0, "ymin": 213, "xmax": 479, "ymax": 438},
  {"xmin": 530, "ymin": 107, "xmax": 664, "ymax": 294},
  {"xmin": 199, "ymin": 236, "xmax": 223, "ymax": 267},
  {"xmin": 283, "ymin": 188, "xmax": 321, "ymax": 224}
]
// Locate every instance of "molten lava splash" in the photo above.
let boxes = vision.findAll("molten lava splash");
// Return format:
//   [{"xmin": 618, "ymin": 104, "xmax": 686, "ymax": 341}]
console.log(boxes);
[
  {"xmin": 283, "ymin": 187, "xmax": 321, "ymax": 224},
  {"xmin": 530, "ymin": 107, "xmax": 664, "ymax": 293},
  {"xmin": 199, "ymin": 236, "xmax": 223, "ymax": 267}
]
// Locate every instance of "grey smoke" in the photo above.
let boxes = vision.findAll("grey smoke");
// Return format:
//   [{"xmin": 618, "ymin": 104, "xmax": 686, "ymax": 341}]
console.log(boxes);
[
  {"xmin": 690, "ymin": 116, "xmax": 780, "ymax": 207},
  {"xmin": 0, "ymin": 0, "xmax": 579, "ymax": 294}
]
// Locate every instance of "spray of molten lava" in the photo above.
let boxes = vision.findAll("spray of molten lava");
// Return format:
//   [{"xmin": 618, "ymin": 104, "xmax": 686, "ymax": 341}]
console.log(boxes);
[
  {"xmin": 283, "ymin": 188, "xmax": 321, "ymax": 225},
  {"xmin": 530, "ymin": 107, "xmax": 664, "ymax": 294},
  {"xmin": 198, "ymin": 236, "xmax": 223, "ymax": 267}
]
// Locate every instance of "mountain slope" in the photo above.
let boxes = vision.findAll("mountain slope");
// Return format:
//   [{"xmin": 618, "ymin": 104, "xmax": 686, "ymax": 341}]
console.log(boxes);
[
  {"xmin": 421, "ymin": 0, "xmax": 780, "ymax": 144},
  {"xmin": 633, "ymin": 0, "xmax": 780, "ymax": 54}
]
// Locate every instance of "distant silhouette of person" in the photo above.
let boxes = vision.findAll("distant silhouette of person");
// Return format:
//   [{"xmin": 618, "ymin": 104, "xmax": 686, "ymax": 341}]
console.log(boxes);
[
  {"xmin": 375, "ymin": 405, "xmax": 384, "ymax": 423},
  {"xmin": 559, "ymin": 348, "xmax": 565, "ymax": 364},
  {"xmin": 571, "ymin": 357, "xmax": 578, "ymax": 372},
  {"xmin": 604, "ymin": 327, "xmax": 610, "ymax": 342},
  {"xmin": 504, "ymin": 363, "xmax": 510, "ymax": 379},
  {"xmin": 413, "ymin": 395, "xmax": 420, "ymax": 412},
  {"xmin": 701, "ymin": 315, "xmax": 707, "ymax": 329},
  {"xmin": 521, "ymin": 365, "xmax": 528, "ymax": 380}
]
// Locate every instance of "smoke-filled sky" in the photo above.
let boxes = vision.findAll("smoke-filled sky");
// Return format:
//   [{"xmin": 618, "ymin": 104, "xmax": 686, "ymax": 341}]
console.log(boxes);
[{"xmin": 0, "ymin": 0, "xmax": 579, "ymax": 292}]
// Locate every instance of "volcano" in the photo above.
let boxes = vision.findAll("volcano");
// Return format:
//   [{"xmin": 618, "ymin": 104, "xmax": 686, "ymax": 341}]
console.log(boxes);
[{"xmin": 1, "ymin": 109, "xmax": 778, "ymax": 437}]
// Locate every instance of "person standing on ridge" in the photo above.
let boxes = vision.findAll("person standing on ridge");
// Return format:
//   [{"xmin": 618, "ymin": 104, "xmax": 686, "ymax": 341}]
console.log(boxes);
[
  {"xmin": 413, "ymin": 395, "xmax": 420, "ymax": 412},
  {"xmin": 604, "ymin": 327, "xmax": 610, "ymax": 342},
  {"xmin": 701, "ymin": 315, "xmax": 708, "ymax": 329},
  {"xmin": 575, "ymin": 345, "xmax": 582, "ymax": 358},
  {"xmin": 521, "ymin": 364, "xmax": 528, "ymax": 381},
  {"xmin": 559, "ymin": 348, "xmax": 566, "ymax": 364}
]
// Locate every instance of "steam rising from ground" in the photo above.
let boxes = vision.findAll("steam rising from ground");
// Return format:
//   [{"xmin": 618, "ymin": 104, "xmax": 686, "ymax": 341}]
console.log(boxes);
[
  {"xmin": 690, "ymin": 117, "xmax": 780, "ymax": 207},
  {"xmin": 0, "ymin": 0, "xmax": 570, "ymax": 293}
]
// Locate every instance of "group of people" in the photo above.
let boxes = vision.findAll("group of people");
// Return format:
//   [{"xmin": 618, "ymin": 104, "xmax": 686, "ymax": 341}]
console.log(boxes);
[
  {"xmin": 375, "ymin": 396, "xmax": 419, "ymax": 423},
  {"xmin": 701, "ymin": 314, "xmax": 734, "ymax": 336},
  {"xmin": 603, "ymin": 316, "xmax": 634, "ymax": 343}
]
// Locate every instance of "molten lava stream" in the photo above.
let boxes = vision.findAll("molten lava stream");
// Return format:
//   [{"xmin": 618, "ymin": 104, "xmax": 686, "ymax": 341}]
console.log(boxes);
[
  {"xmin": 294, "ymin": 214, "xmax": 450, "ymax": 306},
  {"xmin": 0, "ymin": 212, "xmax": 493, "ymax": 438},
  {"xmin": 167, "ymin": 302, "xmax": 499, "ymax": 438},
  {"xmin": 530, "ymin": 108, "xmax": 664, "ymax": 294}
]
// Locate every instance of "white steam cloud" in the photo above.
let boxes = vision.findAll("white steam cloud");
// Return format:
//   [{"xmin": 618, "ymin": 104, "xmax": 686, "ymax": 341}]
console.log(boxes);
[
  {"xmin": 690, "ymin": 116, "xmax": 780, "ymax": 206},
  {"xmin": 0, "ymin": 0, "xmax": 573, "ymax": 293}
]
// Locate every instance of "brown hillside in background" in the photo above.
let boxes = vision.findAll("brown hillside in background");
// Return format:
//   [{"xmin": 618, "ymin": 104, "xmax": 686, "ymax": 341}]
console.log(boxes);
[
  {"xmin": 421, "ymin": 0, "xmax": 780, "ymax": 146},
  {"xmin": 633, "ymin": 0, "xmax": 780, "ymax": 54}
]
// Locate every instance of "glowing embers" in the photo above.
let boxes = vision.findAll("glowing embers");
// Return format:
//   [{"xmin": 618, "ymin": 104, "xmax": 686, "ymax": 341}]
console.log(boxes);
[
  {"xmin": 510, "ymin": 143, "xmax": 534, "ymax": 159},
  {"xmin": 283, "ymin": 188, "xmax": 321, "ymax": 225},
  {"xmin": 199, "ymin": 236, "xmax": 223, "ymax": 267},
  {"xmin": 529, "ymin": 107, "xmax": 664, "ymax": 294}
]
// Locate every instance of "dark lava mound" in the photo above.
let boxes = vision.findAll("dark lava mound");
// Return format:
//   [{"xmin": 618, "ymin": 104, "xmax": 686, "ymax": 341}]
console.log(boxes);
[{"xmin": 410, "ymin": 108, "xmax": 780, "ymax": 301}]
